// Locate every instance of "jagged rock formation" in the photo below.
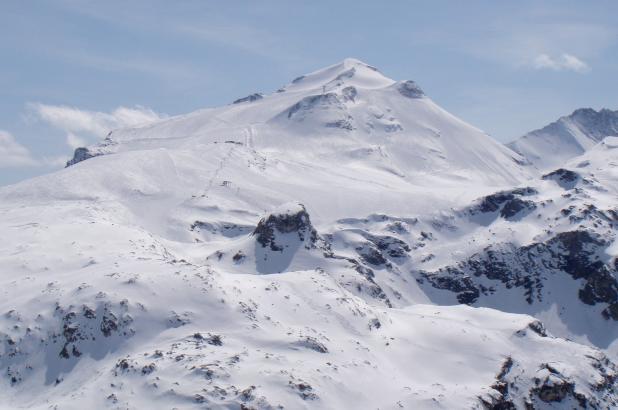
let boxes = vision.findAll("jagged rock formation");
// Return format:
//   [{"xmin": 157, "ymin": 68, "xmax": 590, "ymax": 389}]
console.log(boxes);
[
  {"xmin": 65, "ymin": 147, "xmax": 99, "ymax": 167},
  {"xmin": 253, "ymin": 202, "xmax": 318, "ymax": 251}
]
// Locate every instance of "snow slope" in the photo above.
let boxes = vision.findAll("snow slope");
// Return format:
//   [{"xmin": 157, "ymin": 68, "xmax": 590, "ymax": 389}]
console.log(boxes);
[
  {"xmin": 75, "ymin": 58, "xmax": 529, "ymax": 187},
  {"xmin": 509, "ymin": 108, "xmax": 618, "ymax": 170},
  {"xmin": 1, "ymin": 59, "xmax": 617, "ymax": 409}
]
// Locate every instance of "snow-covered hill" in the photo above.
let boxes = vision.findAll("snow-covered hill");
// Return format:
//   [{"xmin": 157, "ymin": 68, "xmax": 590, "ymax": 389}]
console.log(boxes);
[
  {"xmin": 69, "ymin": 58, "xmax": 529, "ymax": 186},
  {"xmin": 508, "ymin": 108, "xmax": 618, "ymax": 170},
  {"xmin": 1, "ymin": 59, "xmax": 617, "ymax": 409}
]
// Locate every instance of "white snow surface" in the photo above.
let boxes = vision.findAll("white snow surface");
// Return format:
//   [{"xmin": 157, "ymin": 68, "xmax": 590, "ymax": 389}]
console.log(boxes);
[
  {"xmin": 509, "ymin": 108, "xmax": 618, "ymax": 170},
  {"xmin": 1, "ymin": 59, "xmax": 617, "ymax": 409}
]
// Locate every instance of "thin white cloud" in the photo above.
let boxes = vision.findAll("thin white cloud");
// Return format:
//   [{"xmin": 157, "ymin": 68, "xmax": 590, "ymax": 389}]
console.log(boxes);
[
  {"xmin": 561, "ymin": 54, "xmax": 590, "ymax": 72},
  {"xmin": 177, "ymin": 24, "xmax": 281, "ymax": 59},
  {"xmin": 66, "ymin": 132, "xmax": 87, "ymax": 149},
  {"xmin": 28, "ymin": 104, "xmax": 166, "ymax": 148},
  {"xmin": 533, "ymin": 53, "xmax": 589, "ymax": 73},
  {"xmin": 412, "ymin": 20, "xmax": 612, "ymax": 73},
  {"xmin": 0, "ymin": 130, "xmax": 39, "ymax": 168},
  {"xmin": 41, "ymin": 155, "xmax": 69, "ymax": 167}
]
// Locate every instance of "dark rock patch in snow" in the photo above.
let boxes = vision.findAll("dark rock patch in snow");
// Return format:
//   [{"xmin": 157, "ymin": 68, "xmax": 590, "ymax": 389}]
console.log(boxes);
[
  {"xmin": 472, "ymin": 187, "xmax": 538, "ymax": 215},
  {"xmin": 397, "ymin": 80, "xmax": 425, "ymax": 99},
  {"xmin": 253, "ymin": 203, "xmax": 317, "ymax": 252},
  {"xmin": 293, "ymin": 336, "xmax": 328, "ymax": 353},
  {"xmin": 286, "ymin": 93, "xmax": 342, "ymax": 119},
  {"xmin": 232, "ymin": 93, "xmax": 263, "ymax": 104},
  {"xmin": 500, "ymin": 197, "xmax": 537, "ymax": 219},
  {"xmin": 66, "ymin": 147, "xmax": 101, "ymax": 167},
  {"xmin": 542, "ymin": 168, "xmax": 581, "ymax": 189},
  {"xmin": 341, "ymin": 86, "xmax": 357, "ymax": 102},
  {"xmin": 417, "ymin": 230, "xmax": 618, "ymax": 322}
]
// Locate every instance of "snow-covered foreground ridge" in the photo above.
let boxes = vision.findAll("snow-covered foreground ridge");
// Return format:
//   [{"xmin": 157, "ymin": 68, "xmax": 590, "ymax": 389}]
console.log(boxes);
[{"xmin": 1, "ymin": 59, "xmax": 618, "ymax": 409}]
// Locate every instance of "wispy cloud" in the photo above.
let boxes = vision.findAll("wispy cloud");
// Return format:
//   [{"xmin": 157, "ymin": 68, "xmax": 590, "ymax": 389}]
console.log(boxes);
[
  {"xmin": 412, "ymin": 19, "xmax": 613, "ymax": 74},
  {"xmin": 533, "ymin": 53, "xmax": 589, "ymax": 73},
  {"xmin": 66, "ymin": 132, "xmax": 87, "ymax": 149},
  {"xmin": 28, "ymin": 103, "xmax": 166, "ymax": 148},
  {"xmin": 176, "ymin": 23, "xmax": 284, "ymax": 60},
  {"xmin": 0, "ymin": 130, "xmax": 39, "ymax": 168}
]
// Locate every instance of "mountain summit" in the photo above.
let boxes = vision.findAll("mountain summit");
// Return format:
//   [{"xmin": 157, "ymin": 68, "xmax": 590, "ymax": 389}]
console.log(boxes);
[
  {"xmin": 68, "ymin": 58, "xmax": 528, "ymax": 188},
  {"xmin": 509, "ymin": 107, "xmax": 618, "ymax": 169}
]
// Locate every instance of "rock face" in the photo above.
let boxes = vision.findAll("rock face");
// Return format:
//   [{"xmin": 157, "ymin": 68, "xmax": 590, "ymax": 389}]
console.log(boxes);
[
  {"xmin": 542, "ymin": 168, "xmax": 581, "ymax": 189},
  {"xmin": 232, "ymin": 93, "xmax": 263, "ymax": 104},
  {"xmin": 65, "ymin": 147, "xmax": 100, "ymax": 167},
  {"xmin": 253, "ymin": 202, "xmax": 317, "ymax": 251},
  {"xmin": 418, "ymin": 229, "xmax": 618, "ymax": 319},
  {"xmin": 480, "ymin": 355, "xmax": 618, "ymax": 409},
  {"xmin": 466, "ymin": 187, "xmax": 538, "ymax": 217},
  {"xmin": 396, "ymin": 80, "xmax": 425, "ymax": 99}
]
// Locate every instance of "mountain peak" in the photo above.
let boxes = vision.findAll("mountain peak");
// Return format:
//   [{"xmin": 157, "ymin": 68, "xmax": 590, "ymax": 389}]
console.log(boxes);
[
  {"xmin": 338, "ymin": 57, "xmax": 379, "ymax": 70},
  {"xmin": 282, "ymin": 58, "xmax": 394, "ymax": 93},
  {"xmin": 509, "ymin": 106, "xmax": 618, "ymax": 169}
]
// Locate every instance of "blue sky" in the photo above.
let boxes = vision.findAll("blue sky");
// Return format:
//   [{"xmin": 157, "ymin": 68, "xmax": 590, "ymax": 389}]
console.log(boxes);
[{"xmin": 1, "ymin": 0, "xmax": 617, "ymax": 185}]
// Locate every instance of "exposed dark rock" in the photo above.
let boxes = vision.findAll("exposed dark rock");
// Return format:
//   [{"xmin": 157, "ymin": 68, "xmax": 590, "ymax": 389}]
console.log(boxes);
[
  {"xmin": 287, "ymin": 93, "xmax": 341, "ymax": 119},
  {"xmin": 418, "ymin": 273, "xmax": 481, "ymax": 304},
  {"xmin": 335, "ymin": 67, "xmax": 355, "ymax": 81},
  {"xmin": 232, "ymin": 251, "xmax": 246, "ymax": 263},
  {"xmin": 296, "ymin": 336, "xmax": 328, "ymax": 353},
  {"xmin": 253, "ymin": 203, "xmax": 317, "ymax": 251},
  {"xmin": 289, "ymin": 380, "xmax": 318, "ymax": 400},
  {"xmin": 141, "ymin": 363, "xmax": 156, "ymax": 375},
  {"xmin": 542, "ymin": 168, "xmax": 580, "ymax": 189},
  {"xmin": 479, "ymin": 357, "xmax": 516, "ymax": 410},
  {"xmin": 325, "ymin": 118, "xmax": 355, "ymax": 130},
  {"xmin": 66, "ymin": 147, "xmax": 101, "ymax": 167},
  {"xmin": 417, "ymin": 230, "xmax": 618, "ymax": 320},
  {"xmin": 193, "ymin": 332, "xmax": 223, "ymax": 346},
  {"xmin": 362, "ymin": 233, "xmax": 411, "ymax": 258},
  {"xmin": 500, "ymin": 198, "xmax": 536, "ymax": 219},
  {"xmin": 100, "ymin": 312, "xmax": 119, "ymax": 337},
  {"xmin": 526, "ymin": 320, "xmax": 548, "ymax": 337},
  {"xmin": 397, "ymin": 80, "xmax": 425, "ymax": 98},
  {"xmin": 232, "ymin": 93, "xmax": 263, "ymax": 104},
  {"xmin": 355, "ymin": 243, "xmax": 388, "ymax": 266},
  {"xmin": 341, "ymin": 86, "xmax": 357, "ymax": 102},
  {"xmin": 471, "ymin": 187, "xmax": 538, "ymax": 215},
  {"xmin": 191, "ymin": 221, "xmax": 253, "ymax": 238},
  {"xmin": 531, "ymin": 365, "xmax": 577, "ymax": 404}
]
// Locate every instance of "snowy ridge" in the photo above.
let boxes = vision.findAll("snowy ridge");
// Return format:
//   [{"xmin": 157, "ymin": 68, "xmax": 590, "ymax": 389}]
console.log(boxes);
[
  {"xmin": 68, "ymin": 58, "xmax": 529, "ymax": 186},
  {"xmin": 509, "ymin": 108, "xmax": 618, "ymax": 170},
  {"xmin": 1, "ymin": 60, "xmax": 618, "ymax": 409}
]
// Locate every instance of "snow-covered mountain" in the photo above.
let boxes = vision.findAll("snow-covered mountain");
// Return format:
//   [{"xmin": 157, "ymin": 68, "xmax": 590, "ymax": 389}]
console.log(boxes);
[
  {"xmin": 1, "ymin": 59, "xmax": 617, "ymax": 409},
  {"xmin": 509, "ymin": 108, "xmax": 618, "ymax": 170}
]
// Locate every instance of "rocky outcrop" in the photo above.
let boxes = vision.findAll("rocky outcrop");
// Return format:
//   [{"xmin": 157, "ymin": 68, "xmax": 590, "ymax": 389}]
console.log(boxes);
[
  {"xmin": 396, "ymin": 80, "xmax": 425, "ymax": 99},
  {"xmin": 542, "ymin": 168, "xmax": 581, "ymax": 189},
  {"xmin": 232, "ymin": 93, "xmax": 263, "ymax": 104},
  {"xmin": 1, "ymin": 300, "xmax": 135, "ymax": 386},
  {"xmin": 480, "ymin": 356, "xmax": 617, "ymax": 409},
  {"xmin": 253, "ymin": 202, "xmax": 317, "ymax": 251},
  {"xmin": 286, "ymin": 93, "xmax": 342, "ymax": 119},
  {"xmin": 417, "ymin": 230, "xmax": 618, "ymax": 319},
  {"xmin": 65, "ymin": 147, "xmax": 101, "ymax": 167},
  {"xmin": 467, "ymin": 187, "xmax": 538, "ymax": 216}
]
